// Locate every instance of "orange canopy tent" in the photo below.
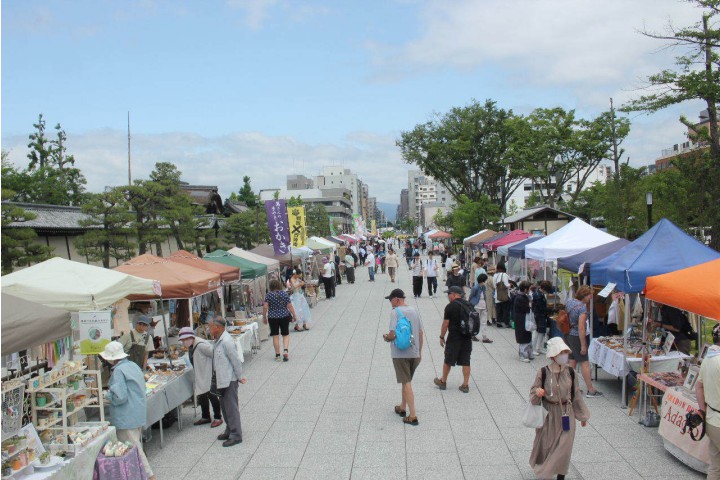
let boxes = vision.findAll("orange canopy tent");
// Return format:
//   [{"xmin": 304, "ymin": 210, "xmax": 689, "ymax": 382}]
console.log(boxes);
[
  {"xmin": 428, "ymin": 230, "xmax": 452, "ymax": 240},
  {"xmin": 167, "ymin": 250, "xmax": 240, "ymax": 283},
  {"xmin": 115, "ymin": 253, "xmax": 221, "ymax": 300},
  {"xmin": 645, "ymin": 258, "xmax": 720, "ymax": 321}
]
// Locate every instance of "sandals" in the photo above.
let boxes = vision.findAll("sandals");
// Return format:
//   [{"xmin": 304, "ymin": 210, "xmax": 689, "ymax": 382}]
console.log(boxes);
[
  {"xmin": 283, "ymin": 349, "xmax": 289, "ymax": 362},
  {"xmin": 303, "ymin": 325, "xmax": 310, "ymax": 331},
  {"xmin": 433, "ymin": 378, "xmax": 447, "ymax": 390},
  {"xmin": 459, "ymin": 384, "xmax": 470, "ymax": 393},
  {"xmin": 403, "ymin": 416, "xmax": 419, "ymax": 426},
  {"xmin": 294, "ymin": 326, "xmax": 302, "ymax": 332},
  {"xmin": 394, "ymin": 405, "xmax": 406, "ymax": 417}
]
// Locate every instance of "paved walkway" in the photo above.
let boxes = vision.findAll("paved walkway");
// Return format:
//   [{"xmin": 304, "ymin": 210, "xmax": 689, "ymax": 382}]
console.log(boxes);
[{"xmin": 146, "ymin": 260, "xmax": 704, "ymax": 479}]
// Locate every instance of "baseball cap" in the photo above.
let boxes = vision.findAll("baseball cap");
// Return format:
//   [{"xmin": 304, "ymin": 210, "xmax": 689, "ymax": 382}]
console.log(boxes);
[
  {"xmin": 134, "ymin": 315, "xmax": 151, "ymax": 326},
  {"xmin": 384, "ymin": 288, "xmax": 406, "ymax": 300},
  {"xmin": 444, "ymin": 286, "xmax": 464, "ymax": 295}
]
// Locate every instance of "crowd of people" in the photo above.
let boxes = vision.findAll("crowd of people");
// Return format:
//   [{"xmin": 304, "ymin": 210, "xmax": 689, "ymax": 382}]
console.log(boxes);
[{"xmin": 96, "ymin": 235, "xmax": 720, "ymax": 480}]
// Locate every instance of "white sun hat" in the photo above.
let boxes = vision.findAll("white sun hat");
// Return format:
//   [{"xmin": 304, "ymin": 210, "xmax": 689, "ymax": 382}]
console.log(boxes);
[
  {"xmin": 546, "ymin": 337, "xmax": 571, "ymax": 359},
  {"xmin": 99, "ymin": 341, "xmax": 128, "ymax": 361}
]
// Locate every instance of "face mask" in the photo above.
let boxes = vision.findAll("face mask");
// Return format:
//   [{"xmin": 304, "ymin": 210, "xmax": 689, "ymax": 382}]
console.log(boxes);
[{"xmin": 554, "ymin": 353, "xmax": 569, "ymax": 365}]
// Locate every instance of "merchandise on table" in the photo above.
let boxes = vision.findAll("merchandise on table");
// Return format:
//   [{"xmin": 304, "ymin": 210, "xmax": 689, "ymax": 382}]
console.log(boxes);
[
  {"xmin": 645, "ymin": 371, "xmax": 685, "ymax": 389},
  {"xmin": 101, "ymin": 441, "xmax": 134, "ymax": 457},
  {"xmin": 144, "ymin": 368, "xmax": 186, "ymax": 397}
]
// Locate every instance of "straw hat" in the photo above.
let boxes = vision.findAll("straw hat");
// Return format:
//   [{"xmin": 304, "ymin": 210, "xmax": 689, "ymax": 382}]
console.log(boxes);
[
  {"xmin": 99, "ymin": 341, "xmax": 128, "ymax": 361},
  {"xmin": 545, "ymin": 337, "xmax": 571, "ymax": 359}
]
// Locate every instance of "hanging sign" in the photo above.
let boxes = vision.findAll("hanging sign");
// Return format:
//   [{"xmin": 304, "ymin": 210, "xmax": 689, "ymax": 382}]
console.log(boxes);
[
  {"xmin": 265, "ymin": 199, "xmax": 291, "ymax": 255},
  {"xmin": 287, "ymin": 206, "xmax": 307, "ymax": 247},
  {"xmin": 78, "ymin": 310, "xmax": 112, "ymax": 355}
]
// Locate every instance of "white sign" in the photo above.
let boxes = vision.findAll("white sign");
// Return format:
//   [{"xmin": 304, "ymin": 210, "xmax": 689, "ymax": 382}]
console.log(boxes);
[
  {"xmin": 659, "ymin": 388, "xmax": 710, "ymax": 465},
  {"xmin": 79, "ymin": 310, "xmax": 112, "ymax": 355},
  {"xmin": 598, "ymin": 282, "xmax": 616, "ymax": 298}
]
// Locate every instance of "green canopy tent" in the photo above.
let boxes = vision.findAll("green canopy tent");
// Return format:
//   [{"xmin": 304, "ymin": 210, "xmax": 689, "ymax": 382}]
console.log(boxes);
[{"xmin": 204, "ymin": 249, "xmax": 268, "ymax": 312}]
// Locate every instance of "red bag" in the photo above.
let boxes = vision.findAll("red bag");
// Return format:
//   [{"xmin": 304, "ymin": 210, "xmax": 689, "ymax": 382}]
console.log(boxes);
[{"xmin": 555, "ymin": 310, "xmax": 571, "ymax": 335}]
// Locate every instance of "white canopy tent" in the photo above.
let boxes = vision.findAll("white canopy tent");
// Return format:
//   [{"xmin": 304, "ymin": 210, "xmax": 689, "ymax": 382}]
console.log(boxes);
[
  {"xmin": 524, "ymin": 218, "xmax": 619, "ymax": 262},
  {"xmin": 1, "ymin": 257, "xmax": 158, "ymax": 311},
  {"xmin": 307, "ymin": 236, "xmax": 336, "ymax": 252},
  {"xmin": 1, "ymin": 294, "xmax": 72, "ymax": 354}
]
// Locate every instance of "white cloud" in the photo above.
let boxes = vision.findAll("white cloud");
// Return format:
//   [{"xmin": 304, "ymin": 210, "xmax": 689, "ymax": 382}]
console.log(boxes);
[
  {"xmin": 2, "ymin": 129, "xmax": 408, "ymax": 205},
  {"xmin": 372, "ymin": 0, "xmax": 703, "ymax": 108}
]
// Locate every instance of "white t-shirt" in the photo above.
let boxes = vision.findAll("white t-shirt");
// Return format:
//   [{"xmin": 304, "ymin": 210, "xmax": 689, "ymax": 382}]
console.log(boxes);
[
  {"xmin": 425, "ymin": 258, "xmax": 439, "ymax": 277},
  {"xmin": 366, "ymin": 253, "xmax": 375, "ymax": 267},
  {"xmin": 322, "ymin": 263, "xmax": 333, "ymax": 278}
]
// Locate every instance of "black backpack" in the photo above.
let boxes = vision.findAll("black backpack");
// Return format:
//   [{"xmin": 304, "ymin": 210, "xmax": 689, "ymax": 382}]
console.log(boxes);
[
  {"xmin": 541, "ymin": 366, "xmax": 575, "ymax": 402},
  {"xmin": 457, "ymin": 299, "xmax": 481, "ymax": 338}
]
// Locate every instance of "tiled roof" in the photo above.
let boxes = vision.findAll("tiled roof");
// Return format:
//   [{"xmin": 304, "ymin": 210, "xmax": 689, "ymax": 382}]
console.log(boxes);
[
  {"xmin": 502, "ymin": 205, "xmax": 575, "ymax": 224},
  {"xmin": 3, "ymin": 202, "xmax": 96, "ymax": 232}
]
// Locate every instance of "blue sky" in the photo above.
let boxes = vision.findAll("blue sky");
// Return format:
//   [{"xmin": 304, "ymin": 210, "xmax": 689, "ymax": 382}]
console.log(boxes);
[{"xmin": 2, "ymin": 0, "xmax": 708, "ymax": 204}]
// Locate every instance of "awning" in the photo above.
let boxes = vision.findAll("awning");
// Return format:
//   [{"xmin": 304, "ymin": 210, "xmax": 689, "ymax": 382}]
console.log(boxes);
[
  {"xmin": 115, "ymin": 254, "xmax": 222, "ymax": 300},
  {"xmin": 556, "ymin": 239, "xmax": 631, "ymax": 275},
  {"xmin": 646, "ymin": 259, "xmax": 720, "ymax": 321},
  {"xmin": 1, "ymin": 293, "xmax": 72, "ymax": 354},
  {"xmin": 463, "ymin": 230, "xmax": 497, "ymax": 247},
  {"xmin": 232, "ymin": 246, "xmax": 286, "ymax": 269},
  {"xmin": 2, "ymin": 257, "xmax": 158, "ymax": 310},
  {"xmin": 168, "ymin": 250, "xmax": 240, "ymax": 283},
  {"xmin": 525, "ymin": 218, "xmax": 619, "ymax": 262},
  {"xmin": 508, "ymin": 236, "xmax": 544, "ymax": 259},
  {"xmin": 204, "ymin": 249, "xmax": 267, "ymax": 280},
  {"xmin": 485, "ymin": 230, "xmax": 531, "ymax": 251},
  {"xmin": 428, "ymin": 231, "xmax": 452, "ymax": 239}
]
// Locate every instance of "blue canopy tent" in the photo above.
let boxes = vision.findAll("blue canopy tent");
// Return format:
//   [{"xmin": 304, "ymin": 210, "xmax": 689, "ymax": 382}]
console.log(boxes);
[
  {"xmin": 590, "ymin": 218, "xmax": 720, "ymax": 293},
  {"xmin": 557, "ymin": 239, "xmax": 631, "ymax": 275},
  {"xmin": 508, "ymin": 236, "xmax": 544, "ymax": 259}
]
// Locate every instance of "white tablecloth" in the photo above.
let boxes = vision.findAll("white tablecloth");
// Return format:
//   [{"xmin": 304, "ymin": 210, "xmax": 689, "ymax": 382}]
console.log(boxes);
[
  {"xmin": 588, "ymin": 339, "xmax": 690, "ymax": 377},
  {"xmin": 230, "ymin": 322, "xmax": 259, "ymax": 363}
]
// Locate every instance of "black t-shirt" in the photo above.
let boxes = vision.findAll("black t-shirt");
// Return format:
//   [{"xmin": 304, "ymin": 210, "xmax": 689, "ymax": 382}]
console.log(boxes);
[{"xmin": 444, "ymin": 300, "xmax": 467, "ymax": 342}]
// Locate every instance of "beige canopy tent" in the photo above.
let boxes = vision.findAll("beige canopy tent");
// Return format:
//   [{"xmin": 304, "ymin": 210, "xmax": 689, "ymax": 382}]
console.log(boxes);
[
  {"xmin": 1, "ymin": 293, "xmax": 71, "ymax": 354},
  {"xmin": 463, "ymin": 229, "xmax": 497, "ymax": 247}
]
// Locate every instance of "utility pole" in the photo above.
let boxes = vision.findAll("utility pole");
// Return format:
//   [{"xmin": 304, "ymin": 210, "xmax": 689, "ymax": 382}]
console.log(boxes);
[{"xmin": 127, "ymin": 112, "xmax": 132, "ymax": 186}]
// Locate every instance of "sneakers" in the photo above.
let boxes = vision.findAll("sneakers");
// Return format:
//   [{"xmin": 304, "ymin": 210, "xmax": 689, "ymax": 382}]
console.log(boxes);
[
  {"xmin": 471, "ymin": 336, "xmax": 480, "ymax": 342},
  {"xmin": 586, "ymin": 390, "xmax": 604, "ymax": 398},
  {"xmin": 459, "ymin": 384, "xmax": 469, "ymax": 393},
  {"xmin": 482, "ymin": 338, "xmax": 494, "ymax": 344},
  {"xmin": 521, "ymin": 358, "xmax": 531, "ymax": 363},
  {"xmin": 433, "ymin": 378, "xmax": 447, "ymax": 390}
]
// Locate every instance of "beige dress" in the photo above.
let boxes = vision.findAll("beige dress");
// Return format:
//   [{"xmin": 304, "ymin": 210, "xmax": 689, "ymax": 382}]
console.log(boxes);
[
  {"xmin": 485, "ymin": 277, "xmax": 496, "ymax": 322},
  {"xmin": 529, "ymin": 364, "xmax": 590, "ymax": 479}
]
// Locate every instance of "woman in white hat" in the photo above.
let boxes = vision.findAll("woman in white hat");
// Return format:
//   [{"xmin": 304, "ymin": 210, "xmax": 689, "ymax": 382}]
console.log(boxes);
[
  {"xmin": 178, "ymin": 327, "xmax": 222, "ymax": 428},
  {"xmin": 528, "ymin": 337, "xmax": 590, "ymax": 480},
  {"xmin": 101, "ymin": 341, "xmax": 155, "ymax": 479}
]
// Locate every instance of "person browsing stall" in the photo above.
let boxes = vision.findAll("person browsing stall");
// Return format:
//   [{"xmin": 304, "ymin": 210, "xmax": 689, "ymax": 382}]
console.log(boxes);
[{"xmin": 178, "ymin": 327, "xmax": 223, "ymax": 429}]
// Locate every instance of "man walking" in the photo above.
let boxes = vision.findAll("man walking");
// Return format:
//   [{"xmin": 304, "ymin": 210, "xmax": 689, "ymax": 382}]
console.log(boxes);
[
  {"xmin": 366, "ymin": 249, "xmax": 376, "ymax": 282},
  {"xmin": 493, "ymin": 263, "xmax": 512, "ymax": 328},
  {"xmin": 321, "ymin": 258, "xmax": 335, "ymax": 299},
  {"xmin": 385, "ymin": 248, "xmax": 399, "ymax": 283},
  {"xmin": 100, "ymin": 341, "xmax": 155, "ymax": 479},
  {"xmin": 425, "ymin": 251, "xmax": 440, "ymax": 297},
  {"xmin": 209, "ymin": 317, "xmax": 247, "ymax": 447},
  {"xmin": 345, "ymin": 250, "xmax": 356, "ymax": 284},
  {"xmin": 411, "ymin": 252, "xmax": 423, "ymax": 298},
  {"xmin": 434, "ymin": 286, "xmax": 473, "ymax": 393},
  {"xmin": 383, "ymin": 289, "xmax": 423, "ymax": 425}
]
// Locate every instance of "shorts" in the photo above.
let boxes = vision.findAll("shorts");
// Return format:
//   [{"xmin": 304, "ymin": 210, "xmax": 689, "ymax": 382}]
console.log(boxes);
[
  {"xmin": 269, "ymin": 316, "xmax": 291, "ymax": 336},
  {"xmin": 444, "ymin": 338, "xmax": 473, "ymax": 367},
  {"xmin": 565, "ymin": 334, "xmax": 589, "ymax": 363},
  {"xmin": 392, "ymin": 357, "xmax": 421, "ymax": 384}
]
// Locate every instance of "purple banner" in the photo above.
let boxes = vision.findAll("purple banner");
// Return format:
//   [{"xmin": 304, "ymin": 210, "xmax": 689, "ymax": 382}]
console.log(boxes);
[{"xmin": 265, "ymin": 199, "xmax": 291, "ymax": 256}]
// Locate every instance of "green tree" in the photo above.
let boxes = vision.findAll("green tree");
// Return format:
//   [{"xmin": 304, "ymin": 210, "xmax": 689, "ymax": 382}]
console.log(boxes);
[
  {"xmin": 622, "ymin": 1, "xmax": 720, "ymax": 248},
  {"xmin": 398, "ymin": 99, "xmax": 526, "ymax": 212},
  {"xmin": 287, "ymin": 196, "xmax": 303, "ymax": 207},
  {"xmin": 397, "ymin": 217, "xmax": 418, "ymax": 234},
  {"xmin": 306, "ymin": 204, "xmax": 331, "ymax": 237},
  {"xmin": 27, "ymin": 114, "xmax": 51, "ymax": 170},
  {"xmin": 75, "ymin": 188, "xmax": 136, "ymax": 268},
  {"xmin": 451, "ymin": 195, "xmax": 500, "ymax": 239},
  {"xmin": 432, "ymin": 209, "xmax": 454, "ymax": 231},
  {"xmin": 237, "ymin": 176, "xmax": 258, "ymax": 208}
]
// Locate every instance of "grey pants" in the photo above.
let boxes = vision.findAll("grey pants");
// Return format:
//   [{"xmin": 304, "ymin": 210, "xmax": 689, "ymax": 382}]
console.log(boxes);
[{"xmin": 220, "ymin": 380, "xmax": 242, "ymax": 441}]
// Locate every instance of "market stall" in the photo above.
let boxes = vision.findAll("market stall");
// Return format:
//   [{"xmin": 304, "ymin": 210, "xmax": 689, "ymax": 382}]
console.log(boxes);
[
  {"xmin": 203, "ymin": 249, "xmax": 268, "ymax": 315},
  {"xmin": 556, "ymin": 238, "xmax": 631, "ymax": 276}
]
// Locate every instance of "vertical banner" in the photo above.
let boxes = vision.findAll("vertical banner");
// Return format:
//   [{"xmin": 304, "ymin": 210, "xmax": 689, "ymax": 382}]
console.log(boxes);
[
  {"xmin": 79, "ymin": 310, "xmax": 112, "ymax": 354},
  {"xmin": 329, "ymin": 218, "xmax": 337, "ymax": 236},
  {"xmin": 287, "ymin": 205, "xmax": 307, "ymax": 247},
  {"xmin": 372, "ymin": 220, "xmax": 377, "ymax": 237},
  {"xmin": 265, "ymin": 199, "xmax": 291, "ymax": 255}
]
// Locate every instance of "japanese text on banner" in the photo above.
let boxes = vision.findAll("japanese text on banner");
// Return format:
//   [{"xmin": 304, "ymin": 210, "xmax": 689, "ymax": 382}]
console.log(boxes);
[
  {"xmin": 287, "ymin": 206, "xmax": 307, "ymax": 248},
  {"xmin": 264, "ymin": 199, "xmax": 291, "ymax": 255}
]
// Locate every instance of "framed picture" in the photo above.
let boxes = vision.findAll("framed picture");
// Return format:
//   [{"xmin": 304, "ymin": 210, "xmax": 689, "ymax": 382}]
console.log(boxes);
[
  {"xmin": 663, "ymin": 332, "xmax": 675, "ymax": 355},
  {"xmin": 699, "ymin": 344, "xmax": 710, "ymax": 363},
  {"xmin": 683, "ymin": 366, "xmax": 700, "ymax": 391}
]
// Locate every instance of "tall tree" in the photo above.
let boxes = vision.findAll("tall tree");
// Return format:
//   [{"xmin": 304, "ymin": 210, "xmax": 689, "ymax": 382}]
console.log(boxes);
[
  {"xmin": 622, "ymin": 1, "xmax": 720, "ymax": 247},
  {"xmin": 305, "ymin": 204, "xmax": 331, "ymax": 237},
  {"xmin": 450, "ymin": 195, "xmax": 500, "ymax": 239},
  {"xmin": 397, "ymin": 99, "xmax": 526, "ymax": 213},
  {"xmin": 27, "ymin": 114, "xmax": 51, "ymax": 170},
  {"xmin": 237, "ymin": 176, "xmax": 258, "ymax": 208},
  {"xmin": 75, "ymin": 188, "xmax": 136, "ymax": 268}
]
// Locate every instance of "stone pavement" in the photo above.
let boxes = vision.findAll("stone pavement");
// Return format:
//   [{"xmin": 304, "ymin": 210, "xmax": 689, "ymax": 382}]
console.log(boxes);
[{"xmin": 146, "ymin": 260, "xmax": 704, "ymax": 479}]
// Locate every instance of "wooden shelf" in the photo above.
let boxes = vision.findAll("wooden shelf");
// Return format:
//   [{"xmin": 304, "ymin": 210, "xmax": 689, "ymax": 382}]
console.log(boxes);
[{"xmin": 27, "ymin": 367, "xmax": 87, "ymax": 393}]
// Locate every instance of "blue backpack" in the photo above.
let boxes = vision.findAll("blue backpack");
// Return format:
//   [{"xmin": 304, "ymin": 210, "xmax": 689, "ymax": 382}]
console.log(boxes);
[{"xmin": 394, "ymin": 308, "xmax": 413, "ymax": 350}]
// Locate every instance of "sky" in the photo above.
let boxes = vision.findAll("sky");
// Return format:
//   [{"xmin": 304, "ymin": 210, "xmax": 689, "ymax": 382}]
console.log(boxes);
[{"xmin": 1, "ymin": 0, "xmax": 710, "ymax": 205}]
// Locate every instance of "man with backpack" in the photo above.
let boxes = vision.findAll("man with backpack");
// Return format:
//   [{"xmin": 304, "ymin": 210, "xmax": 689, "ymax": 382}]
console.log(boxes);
[
  {"xmin": 383, "ymin": 289, "xmax": 423, "ymax": 426},
  {"xmin": 435, "ymin": 286, "xmax": 478, "ymax": 393}
]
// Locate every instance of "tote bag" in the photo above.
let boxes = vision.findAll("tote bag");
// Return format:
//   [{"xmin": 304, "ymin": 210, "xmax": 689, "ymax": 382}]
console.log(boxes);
[{"xmin": 521, "ymin": 401, "xmax": 546, "ymax": 428}]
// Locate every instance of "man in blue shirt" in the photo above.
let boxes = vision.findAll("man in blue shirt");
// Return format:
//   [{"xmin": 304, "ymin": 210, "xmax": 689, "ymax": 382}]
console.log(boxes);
[{"xmin": 101, "ymin": 341, "xmax": 154, "ymax": 479}]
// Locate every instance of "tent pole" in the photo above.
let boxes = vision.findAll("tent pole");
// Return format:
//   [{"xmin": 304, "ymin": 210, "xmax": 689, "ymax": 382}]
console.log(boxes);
[
  {"xmin": 220, "ymin": 285, "xmax": 226, "ymax": 320},
  {"xmin": 159, "ymin": 299, "xmax": 173, "ymax": 368},
  {"xmin": 621, "ymin": 293, "xmax": 630, "ymax": 409}
]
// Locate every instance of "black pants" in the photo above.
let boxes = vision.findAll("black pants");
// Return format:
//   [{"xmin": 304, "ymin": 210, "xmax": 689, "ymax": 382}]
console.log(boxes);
[
  {"xmin": 496, "ymin": 300, "xmax": 511, "ymax": 326},
  {"xmin": 335, "ymin": 267, "xmax": 342, "ymax": 285},
  {"xmin": 322, "ymin": 276, "xmax": 335, "ymax": 298},
  {"xmin": 412, "ymin": 276, "xmax": 423, "ymax": 297},
  {"xmin": 346, "ymin": 267, "xmax": 355, "ymax": 283},
  {"xmin": 426, "ymin": 276, "xmax": 438, "ymax": 296},
  {"xmin": 198, "ymin": 391, "xmax": 221, "ymax": 420}
]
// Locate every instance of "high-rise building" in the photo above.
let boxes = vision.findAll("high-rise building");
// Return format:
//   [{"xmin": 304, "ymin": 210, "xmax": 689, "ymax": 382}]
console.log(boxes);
[
  {"xmin": 407, "ymin": 170, "xmax": 454, "ymax": 227},
  {"xmin": 314, "ymin": 167, "xmax": 364, "ymax": 217},
  {"xmin": 367, "ymin": 197, "xmax": 377, "ymax": 224},
  {"xmin": 397, "ymin": 188, "xmax": 409, "ymax": 221}
]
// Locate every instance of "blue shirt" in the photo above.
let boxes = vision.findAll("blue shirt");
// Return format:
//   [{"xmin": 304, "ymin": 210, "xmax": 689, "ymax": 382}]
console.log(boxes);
[
  {"xmin": 107, "ymin": 359, "xmax": 147, "ymax": 430},
  {"xmin": 265, "ymin": 290, "xmax": 292, "ymax": 318}
]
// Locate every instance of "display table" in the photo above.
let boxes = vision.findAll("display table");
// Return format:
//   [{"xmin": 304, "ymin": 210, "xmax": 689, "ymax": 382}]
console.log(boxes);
[
  {"xmin": 229, "ymin": 322, "xmax": 260, "ymax": 363},
  {"xmin": 142, "ymin": 366, "xmax": 193, "ymax": 448},
  {"xmin": 21, "ymin": 427, "xmax": 116, "ymax": 480},
  {"xmin": 658, "ymin": 387, "xmax": 709, "ymax": 474},
  {"xmin": 92, "ymin": 445, "xmax": 147, "ymax": 480},
  {"xmin": 588, "ymin": 338, "xmax": 690, "ymax": 377}
]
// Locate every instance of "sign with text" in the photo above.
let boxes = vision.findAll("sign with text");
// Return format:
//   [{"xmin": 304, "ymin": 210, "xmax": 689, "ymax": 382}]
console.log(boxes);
[
  {"xmin": 287, "ymin": 206, "xmax": 307, "ymax": 248},
  {"xmin": 658, "ymin": 388, "xmax": 710, "ymax": 465},
  {"xmin": 265, "ymin": 199, "xmax": 291, "ymax": 255},
  {"xmin": 79, "ymin": 310, "xmax": 112, "ymax": 355}
]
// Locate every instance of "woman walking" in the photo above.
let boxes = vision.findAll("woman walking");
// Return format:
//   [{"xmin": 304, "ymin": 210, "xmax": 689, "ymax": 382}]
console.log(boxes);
[
  {"xmin": 385, "ymin": 248, "xmax": 399, "ymax": 282},
  {"xmin": 263, "ymin": 279, "xmax": 298, "ymax": 362},
  {"xmin": 287, "ymin": 270, "xmax": 312, "ymax": 331},
  {"xmin": 532, "ymin": 280, "xmax": 553, "ymax": 353},
  {"xmin": 513, "ymin": 281, "xmax": 534, "ymax": 362},
  {"xmin": 529, "ymin": 337, "xmax": 590, "ymax": 480}
]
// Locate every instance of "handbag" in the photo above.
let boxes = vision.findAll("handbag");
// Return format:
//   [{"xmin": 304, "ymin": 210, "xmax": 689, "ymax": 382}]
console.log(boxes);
[
  {"xmin": 521, "ymin": 401, "xmax": 547, "ymax": 428},
  {"xmin": 525, "ymin": 311, "xmax": 537, "ymax": 332}
]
